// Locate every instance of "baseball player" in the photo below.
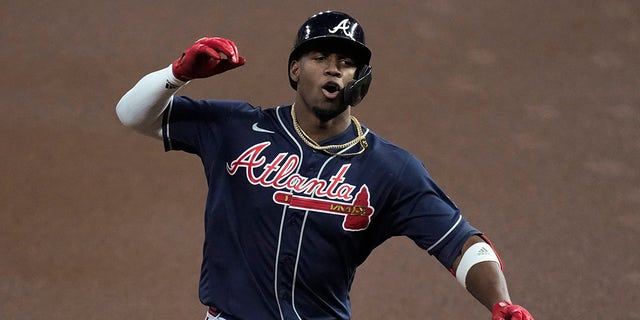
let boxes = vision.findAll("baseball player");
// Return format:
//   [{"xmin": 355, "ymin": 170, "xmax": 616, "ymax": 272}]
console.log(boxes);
[{"xmin": 116, "ymin": 10, "xmax": 534, "ymax": 320}]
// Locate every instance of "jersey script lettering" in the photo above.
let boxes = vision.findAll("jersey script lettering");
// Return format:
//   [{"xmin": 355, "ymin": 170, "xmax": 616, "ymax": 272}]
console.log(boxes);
[{"xmin": 226, "ymin": 142, "xmax": 359, "ymax": 201}]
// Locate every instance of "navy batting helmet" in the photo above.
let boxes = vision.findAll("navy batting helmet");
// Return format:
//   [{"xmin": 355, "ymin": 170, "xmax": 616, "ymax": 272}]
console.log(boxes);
[{"xmin": 288, "ymin": 11, "xmax": 372, "ymax": 106}]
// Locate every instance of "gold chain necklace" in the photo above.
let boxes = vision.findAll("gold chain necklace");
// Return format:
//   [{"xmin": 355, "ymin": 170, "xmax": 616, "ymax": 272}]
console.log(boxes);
[{"xmin": 291, "ymin": 104, "xmax": 368, "ymax": 157}]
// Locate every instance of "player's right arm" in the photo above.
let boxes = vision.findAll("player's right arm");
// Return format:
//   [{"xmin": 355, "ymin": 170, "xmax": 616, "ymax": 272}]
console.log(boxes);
[
  {"xmin": 116, "ymin": 66, "xmax": 184, "ymax": 139},
  {"xmin": 115, "ymin": 37, "xmax": 246, "ymax": 139}
]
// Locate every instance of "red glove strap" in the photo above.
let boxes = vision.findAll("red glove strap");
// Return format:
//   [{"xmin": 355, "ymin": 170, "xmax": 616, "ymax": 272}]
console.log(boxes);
[{"xmin": 492, "ymin": 301, "xmax": 535, "ymax": 320}]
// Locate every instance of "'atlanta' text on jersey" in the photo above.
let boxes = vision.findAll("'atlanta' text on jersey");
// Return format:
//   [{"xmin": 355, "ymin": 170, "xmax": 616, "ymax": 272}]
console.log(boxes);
[
  {"xmin": 226, "ymin": 142, "xmax": 360, "ymax": 201},
  {"xmin": 225, "ymin": 142, "xmax": 375, "ymax": 231}
]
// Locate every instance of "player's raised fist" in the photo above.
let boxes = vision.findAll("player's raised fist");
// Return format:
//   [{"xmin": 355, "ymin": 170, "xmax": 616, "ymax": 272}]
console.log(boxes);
[
  {"xmin": 492, "ymin": 301, "xmax": 534, "ymax": 320},
  {"xmin": 171, "ymin": 37, "xmax": 246, "ymax": 81}
]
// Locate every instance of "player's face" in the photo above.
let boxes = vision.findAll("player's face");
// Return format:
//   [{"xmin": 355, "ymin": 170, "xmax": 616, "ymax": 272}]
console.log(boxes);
[{"xmin": 291, "ymin": 50, "xmax": 358, "ymax": 121}]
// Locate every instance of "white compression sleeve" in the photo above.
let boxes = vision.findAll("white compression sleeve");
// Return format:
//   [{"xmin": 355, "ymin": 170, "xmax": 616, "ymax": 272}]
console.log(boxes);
[{"xmin": 115, "ymin": 65, "xmax": 187, "ymax": 138}]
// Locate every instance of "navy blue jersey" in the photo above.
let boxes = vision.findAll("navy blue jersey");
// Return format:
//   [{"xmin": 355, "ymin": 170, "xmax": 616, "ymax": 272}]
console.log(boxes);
[{"xmin": 162, "ymin": 96, "xmax": 480, "ymax": 319}]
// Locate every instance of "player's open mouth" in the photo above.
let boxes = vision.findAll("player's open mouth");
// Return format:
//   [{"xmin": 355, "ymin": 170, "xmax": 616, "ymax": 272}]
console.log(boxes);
[{"xmin": 322, "ymin": 82, "xmax": 341, "ymax": 99}]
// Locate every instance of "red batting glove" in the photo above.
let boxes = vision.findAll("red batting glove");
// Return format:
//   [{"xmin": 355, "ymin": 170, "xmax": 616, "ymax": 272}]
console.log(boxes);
[
  {"xmin": 171, "ymin": 37, "xmax": 246, "ymax": 81},
  {"xmin": 492, "ymin": 301, "xmax": 534, "ymax": 320}
]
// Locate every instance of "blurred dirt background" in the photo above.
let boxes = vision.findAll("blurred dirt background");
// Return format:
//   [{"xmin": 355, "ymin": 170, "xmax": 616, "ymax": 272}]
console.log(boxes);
[{"xmin": 1, "ymin": 1, "xmax": 639, "ymax": 319}]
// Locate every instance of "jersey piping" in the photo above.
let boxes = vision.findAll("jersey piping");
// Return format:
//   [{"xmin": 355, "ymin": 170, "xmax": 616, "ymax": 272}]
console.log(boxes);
[
  {"xmin": 427, "ymin": 215, "xmax": 462, "ymax": 252},
  {"xmin": 273, "ymin": 106, "xmax": 371, "ymax": 319},
  {"xmin": 273, "ymin": 105, "xmax": 301, "ymax": 319}
]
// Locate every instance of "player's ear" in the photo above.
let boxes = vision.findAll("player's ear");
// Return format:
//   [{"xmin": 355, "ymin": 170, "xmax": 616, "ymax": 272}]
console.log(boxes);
[{"xmin": 289, "ymin": 60, "xmax": 300, "ymax": 83}]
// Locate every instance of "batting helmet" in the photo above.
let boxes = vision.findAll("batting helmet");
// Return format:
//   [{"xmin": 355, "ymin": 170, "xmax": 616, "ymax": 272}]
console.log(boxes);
[{"xmin": 288, "ymin": 11, "xmax": 373, "ymax": 106}]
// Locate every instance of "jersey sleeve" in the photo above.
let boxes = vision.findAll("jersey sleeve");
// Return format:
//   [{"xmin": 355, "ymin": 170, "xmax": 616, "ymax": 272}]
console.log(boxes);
[
  {"xmin": 390, "ymin": 156, "xmax": 481, "ymax": 269},
  {"xmin": 162, "ymin": 96, "xmax": 241, "ymax": 154}
]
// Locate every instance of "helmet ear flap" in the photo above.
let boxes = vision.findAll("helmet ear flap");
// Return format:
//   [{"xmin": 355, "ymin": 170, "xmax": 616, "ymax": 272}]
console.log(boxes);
[{"xmin": 344, "ymin": 65, "xmax": 372, "ymax": 107}]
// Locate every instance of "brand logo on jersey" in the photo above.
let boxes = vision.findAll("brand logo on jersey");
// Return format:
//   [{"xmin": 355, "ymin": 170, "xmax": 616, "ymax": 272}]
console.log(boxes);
[
  {"xmin": 226, "ymin": 142, "xmax": 374, "ymax": 231},
  {"xmin": 328, "ymin": 19, "xmax": 358, "ymax": 40},
  {"xmin": 252, "ymin": 122, "xmax": 275, "ymax": 134}
]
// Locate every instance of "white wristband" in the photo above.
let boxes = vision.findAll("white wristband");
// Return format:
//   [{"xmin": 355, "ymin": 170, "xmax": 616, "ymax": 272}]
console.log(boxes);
[{"xmin": 455, "ymin": 242, "xmax": 500, "ymax": 288}]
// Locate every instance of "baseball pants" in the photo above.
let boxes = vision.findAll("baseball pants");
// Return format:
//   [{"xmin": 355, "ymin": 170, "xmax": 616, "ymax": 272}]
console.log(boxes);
[{"xmin": 204, "ymin": 307, "xmax": 227, "ymax": 320}]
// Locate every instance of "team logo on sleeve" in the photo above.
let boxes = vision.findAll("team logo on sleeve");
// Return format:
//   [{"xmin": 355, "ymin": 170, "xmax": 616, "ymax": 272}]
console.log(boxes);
[{"xmin": 226, "ymin": 142, "xmax": 375, "ymax": 231}]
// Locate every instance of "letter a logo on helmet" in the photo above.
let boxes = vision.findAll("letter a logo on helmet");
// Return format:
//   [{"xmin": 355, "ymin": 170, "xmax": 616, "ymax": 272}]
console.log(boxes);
[{"xmin": 328, "ymin": 19, "xmax": 357, "ymax": 40}]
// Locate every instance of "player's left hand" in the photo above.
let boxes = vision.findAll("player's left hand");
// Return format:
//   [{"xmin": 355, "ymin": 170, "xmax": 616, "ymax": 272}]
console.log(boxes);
[{"xmin": 492, "ymin": 301, "xmax": 534, "ymax": 320}]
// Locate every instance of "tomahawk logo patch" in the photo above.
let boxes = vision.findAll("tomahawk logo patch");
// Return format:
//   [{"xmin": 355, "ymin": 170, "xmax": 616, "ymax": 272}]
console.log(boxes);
[{"xmin": 273, "ymin": 185, "xmax": 374, "ymax": 231}]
